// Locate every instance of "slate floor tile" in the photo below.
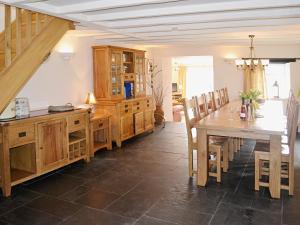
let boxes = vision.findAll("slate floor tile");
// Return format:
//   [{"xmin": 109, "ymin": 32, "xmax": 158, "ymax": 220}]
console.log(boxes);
[
  {"xmin": 0, "ymin": 206, "xmax": 61, "ymax": 225},
  {"xmin": 25, "ymin": 196, "xmax": 82, "ymax": 219},
  {"xmin": 147, "ymin": 200, "xmax": 212, "ymax": 225},
  {"xmin": 24, "ymin": 173, "xmax": 84, "ymax": 196},
  {"xmin": 135, "ymin": 216, "xmax": 178, "ymax": 225},
  {"xmin": 106, "ymin": 189, "xmax": 161, "ymax": 218},
  {"xmin": 75, "ymin": 189, "xmax": 120, "ymax": 210},
  {"xmin": 210, "ymin": 203, "xmax": 281, "ymax": 225},
  {"xmin": 60, "ymin": 207, "xmax": 135, "ymax": 225}
]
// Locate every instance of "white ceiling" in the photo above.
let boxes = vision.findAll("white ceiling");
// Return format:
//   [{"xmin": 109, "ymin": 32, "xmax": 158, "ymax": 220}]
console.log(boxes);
[{"xmin": 3, "ymin": 0, "xmax": 300, "ymax": 46}]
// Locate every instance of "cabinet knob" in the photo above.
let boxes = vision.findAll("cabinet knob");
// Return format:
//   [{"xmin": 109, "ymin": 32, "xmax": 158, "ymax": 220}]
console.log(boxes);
[
  {"xmin": 74, "ymin": 120, "xmax": 80, "ymax": 125},
  {"xmin": 99, "ymin": 123, "xmax": 103, "ymax": 127}
]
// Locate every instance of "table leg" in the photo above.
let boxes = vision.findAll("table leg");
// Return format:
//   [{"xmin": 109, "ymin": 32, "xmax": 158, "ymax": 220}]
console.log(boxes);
[
  {"xmin": 197, "ymin": 128, "xmax": 208, "ymax": 186},
  {"xmin": 269, "ymin": 135, "xmax": 281, "ymax": 199},
  {"xmin": 0, "ymin": 126, "xmax": 11, "ymax": 197}
]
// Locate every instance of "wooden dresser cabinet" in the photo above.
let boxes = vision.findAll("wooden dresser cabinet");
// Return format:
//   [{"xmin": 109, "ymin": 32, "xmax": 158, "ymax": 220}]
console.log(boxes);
[
  {"xmin": 93, "ymin": 46, "xmax": 155, "ymax": 147},
  {"xmin": 0, "ymin": 109, "xmax": 90, "ymax": 197}
]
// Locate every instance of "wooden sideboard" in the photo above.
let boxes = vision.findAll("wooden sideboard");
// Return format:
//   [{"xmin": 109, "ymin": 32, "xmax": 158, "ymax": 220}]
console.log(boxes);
[
  {"xmin": 96, "ymin": 96, "xmax": 155, "ymax": 147},
  {"xmin": 93, "ymin": 45, "xmax": 155, "ymax": 147},
  {"xmin": 0, "ymin": 109, "xmax": 90, "ymax": 197}
]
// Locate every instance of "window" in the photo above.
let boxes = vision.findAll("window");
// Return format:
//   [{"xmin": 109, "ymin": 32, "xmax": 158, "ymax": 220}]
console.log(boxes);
[{"xmin": 265, "ymin": 63, "xmax": 290, "ymax": 99}]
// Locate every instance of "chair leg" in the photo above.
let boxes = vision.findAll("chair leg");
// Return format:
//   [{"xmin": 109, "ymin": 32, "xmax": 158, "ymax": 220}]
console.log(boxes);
[
  {"xmin": 259, "ymin": 160, "xmax": 263, "ymax": 179},
  {"xmin": 289, "ymin": 161, "xmax": 294, "ymax": 195},
  {"xmin": 255, "ymin": 153, "xmax": 260, "ymax": 191},
  {"xmin": 216, "ymin": 146, "xmax": 221, "ymax": 183},
  {"xmin": 229, "ymin": 138, "xmax": 234, "ymax": 161},
  {"xmin": 222, "ymin": 141, "xmax": 229, "ymax": 172},
  {"xmin": 233, "ymin": 138, "xmax": 238, "ymax": 152},
  {"xmin": 188, "ymin": 145, "xmax": 193, "ymax": 177}
]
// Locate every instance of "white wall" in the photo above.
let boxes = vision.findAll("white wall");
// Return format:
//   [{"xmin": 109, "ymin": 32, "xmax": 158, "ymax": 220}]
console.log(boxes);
[
  {"xmin": 17, "ymin": 33, "xmax": 94, "ymax": 110},
  {"xmin": 17, "ymin": 33, "xmax": 139, "ymax": 110},
  {"xmin": 147, "ymin": 45, "xmax": 300, "ymax": 121}
]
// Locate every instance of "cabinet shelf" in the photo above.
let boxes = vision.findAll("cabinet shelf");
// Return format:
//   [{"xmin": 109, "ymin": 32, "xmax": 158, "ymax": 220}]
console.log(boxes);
[
  {"xmin": 94, "ymin": 141, "xmax": 107, "ymax": 151},
  {"xmin": 69, "ymin": 137, "xmax": 86, "ymax": 145},
  {"xmin": 11, "ymin": 168, "xmax": 36, "ymax": 186}
]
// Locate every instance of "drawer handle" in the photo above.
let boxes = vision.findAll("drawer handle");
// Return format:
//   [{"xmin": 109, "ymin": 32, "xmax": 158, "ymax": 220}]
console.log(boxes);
[
  {"xmin": 74, "ymin": 120, "xmax": 80, "ymax": 125},
  {"xmin": 125, "ymin": 109, "xmax": 128, "ymax": 113},
  {"xmin": 137, "ymin": 102, "xmax": 140, "ymax": 105},
  {"xmin": 99, "ymin": 123, "xmax": 103, "ymax": 127},
  {"xmin": 137, "ymin": 107, "xmax": 140, "ymax": 110},
  {"xmin": 18, "ymin": 132, "xmax": 27, "ymax": 137},
  {"xmin": 147, "ymin": 104, "xmax": 150, "ymax": 107},
  {"xmin": 125, "ymin": 105, "xmax": 128, "ymax": 108}
]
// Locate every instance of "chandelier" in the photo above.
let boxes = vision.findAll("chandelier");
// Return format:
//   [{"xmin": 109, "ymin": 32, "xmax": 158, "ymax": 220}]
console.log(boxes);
[{"xmin": 235, "ymin": 35, "xmax": 269, "ymax": 70}]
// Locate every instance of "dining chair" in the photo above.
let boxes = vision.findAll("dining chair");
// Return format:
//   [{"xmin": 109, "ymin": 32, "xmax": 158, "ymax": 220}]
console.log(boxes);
[
  {"xmin": 213, "ymin": 89, "xmax": 241, "ymax": 156},
  {"xmin": 219, "ymin": 89, "xmax": 227, "ymax": 106},
  {"xmin": 254, "ymin": 99, "xmax": 299, "ymax": 195},
  {"xmin": 224, "ymin": 87, "xmax": 230, "ymax": 104},
  {"xmin": 194, "ymin": 95, "xmax": 229, "ymax": 173},
  {"xmin": 183, "ymin": 97, "xmax": 226, "ymax": 181}
]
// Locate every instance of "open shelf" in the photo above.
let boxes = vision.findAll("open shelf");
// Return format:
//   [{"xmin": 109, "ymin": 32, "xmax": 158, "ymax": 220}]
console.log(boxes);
[
  {"xmin": 9, "ymin": 143, "xmax": 36, "ymax": 185},
  {"xmin": 68, "ymin": 129, "xmax": 86, "ymax": 161},
  {"xmin": 11, "ymin": 168, "xmax": 35, "ymax": 185}
]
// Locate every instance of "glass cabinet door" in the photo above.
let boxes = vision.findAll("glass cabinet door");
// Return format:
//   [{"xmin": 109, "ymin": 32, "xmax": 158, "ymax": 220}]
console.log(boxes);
[
  {"xmin": 111, "ymin": 51, "xmax": 123, "ymax": 98},
  {"xmin": 135, "ymin": 54, "xmax": 145, "ymax": 96}
]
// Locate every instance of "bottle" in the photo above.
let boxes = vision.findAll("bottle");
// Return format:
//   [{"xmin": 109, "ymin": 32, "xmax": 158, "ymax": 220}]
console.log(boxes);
[{"xmin": 240, "ymin": 97, "xmax": 247, "ymax": 120}]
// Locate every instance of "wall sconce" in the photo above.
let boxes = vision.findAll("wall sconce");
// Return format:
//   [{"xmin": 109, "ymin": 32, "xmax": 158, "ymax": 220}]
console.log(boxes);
[
  {"xmin": 85, "ymin": 92, "xmax": 96, "ymax": 113},
  {"xmin": 57, "ymin": 44, "xmax": 75, "ymax": 60},
  {"xmin": 59, "ymin": 52, "xmax": 74, "ymax": 60}
]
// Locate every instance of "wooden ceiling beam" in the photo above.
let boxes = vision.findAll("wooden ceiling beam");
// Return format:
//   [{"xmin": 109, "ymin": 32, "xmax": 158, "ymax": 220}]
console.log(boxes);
[
  {"xmin": 93, "ymin": 7, "xmax": 300, "ymax": 28},
  {"xmin": 85, "ymin": 0, "xmax": 300, "ymax": 21}
]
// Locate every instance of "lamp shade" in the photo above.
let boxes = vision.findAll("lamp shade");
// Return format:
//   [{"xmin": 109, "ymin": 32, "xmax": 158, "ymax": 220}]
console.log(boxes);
[{"xmin": 85, "ymin": 92, "xmax": 96, "ymax": 104}]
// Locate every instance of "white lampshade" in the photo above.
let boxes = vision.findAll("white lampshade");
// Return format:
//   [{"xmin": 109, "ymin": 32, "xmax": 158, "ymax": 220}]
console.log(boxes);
[
  {"xmin": 235, "ymin": 59, "xmax": 244, "ymax": 66},
  {"xmin": 85, "ymin": 92, "xmax": 96, "ymax": 104}
]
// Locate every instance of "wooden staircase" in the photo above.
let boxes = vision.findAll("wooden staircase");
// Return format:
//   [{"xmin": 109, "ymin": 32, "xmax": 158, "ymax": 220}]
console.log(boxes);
[{"xmin": 0, "ymin": 4, "xmax": 74, "ymax": 114}]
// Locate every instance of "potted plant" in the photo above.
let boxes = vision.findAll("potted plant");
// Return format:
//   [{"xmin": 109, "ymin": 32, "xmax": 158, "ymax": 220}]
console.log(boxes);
[{"xmin": 148, "ymin": 60, "xmax": 166, "ymax": 126}]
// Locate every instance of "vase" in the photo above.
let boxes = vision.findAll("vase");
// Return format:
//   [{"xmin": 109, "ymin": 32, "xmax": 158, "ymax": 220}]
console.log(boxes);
[{"xmin": 154, "ymin": 105, "xmax": 164, "ymax": 125}]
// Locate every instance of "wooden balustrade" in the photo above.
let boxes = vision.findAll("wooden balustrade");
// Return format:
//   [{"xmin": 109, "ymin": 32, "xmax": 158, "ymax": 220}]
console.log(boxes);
[{"xmin": 0, "ymin": 4, "xmax": 55, "ymax": 73}]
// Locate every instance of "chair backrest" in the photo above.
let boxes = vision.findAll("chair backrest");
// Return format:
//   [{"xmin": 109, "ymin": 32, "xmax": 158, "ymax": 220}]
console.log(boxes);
[
  {"xmin": 183, "ymin": 97, "xmax": 199, "ymax": 143},
  {"xmin": 224, "ymin": 87, "xmax": 229, "ymax": 104},
  {"xmin": 288, "ymin": 101, "xmax": 299, "ymax": 162},
  {"xmin": 286, "ymin": 91, "xmax": 296, "ymax": 138},
  {"xmin": 219, "ymin": 89, "xmax": 227, "ymax": 106},
  {"xmin": 195, "ymin": 94, "xmax": 209, "ymax": 119},
  {"xmin": 213, "ymin": 90, "xmax": 222, "ymax": 110}
]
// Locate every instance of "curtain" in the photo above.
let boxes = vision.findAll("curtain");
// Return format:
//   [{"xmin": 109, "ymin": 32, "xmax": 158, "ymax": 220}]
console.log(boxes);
[
  {"xmin": 243, "ymin": 60, "xmax": 267, "ymax": 98},
  {"xmin": 178, "ymin": 66, "xmax": 187, "ymax": 98}
]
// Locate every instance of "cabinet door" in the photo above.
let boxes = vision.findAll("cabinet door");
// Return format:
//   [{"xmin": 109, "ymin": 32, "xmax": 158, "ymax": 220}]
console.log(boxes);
[
  {"xmin": 135, "ymin": 53, "xmax": 146, "ymax": 97},
  {"xmin": 38, "ymin": 119, "xmax": 67, "ymax": 172},
  {"xmin": 120, "ymin": 115, "xmax": 134, "ymax": 140},
  {"xmin": 111, "ymin": 50, "xmax": 123, "ymax": 98},
  {"xmin": 144, "ymin": 110, "xmax": 154, "ymax": 131},
  {"xmin": 134, "ymin": 112, "xmax": 145, "ymax": 135}
]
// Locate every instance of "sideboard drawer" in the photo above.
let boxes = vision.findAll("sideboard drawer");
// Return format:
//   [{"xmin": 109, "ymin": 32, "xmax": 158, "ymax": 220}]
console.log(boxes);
[
  {"xmin": 68, "ymin": 114, "xmax": 86, "ymax": 132},
  {"xmin": 93, "ymin": 118, "xmax": 109, "ymax": 130},
  {"xmin": 132, "ymin": 101, "xmax": 143, "ymax": 113},
  {"xmin": 9, "ymin": 124, "xmax": 35, "ymax": 148},
  {"xmin": 119, "ymin": 103, "xmax": 132, "ymax": 115}
]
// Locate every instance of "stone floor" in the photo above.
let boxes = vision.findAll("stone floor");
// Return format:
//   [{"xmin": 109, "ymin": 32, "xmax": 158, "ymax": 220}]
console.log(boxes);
[{"xmin": 0, "ymin": 122, "xmax": 299, "ymax": 225}]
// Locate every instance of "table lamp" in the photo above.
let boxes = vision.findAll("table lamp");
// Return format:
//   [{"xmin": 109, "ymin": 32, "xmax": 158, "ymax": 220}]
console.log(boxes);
[{"xmin": 85, "ymin": 92, "xmax": 96, "ymax": 113}]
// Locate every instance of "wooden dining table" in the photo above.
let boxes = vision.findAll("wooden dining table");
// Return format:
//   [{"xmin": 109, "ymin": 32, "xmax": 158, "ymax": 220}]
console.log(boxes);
[{"xmin": 195, "ymin": 100, "xmax": 286, "ymax": 199}]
